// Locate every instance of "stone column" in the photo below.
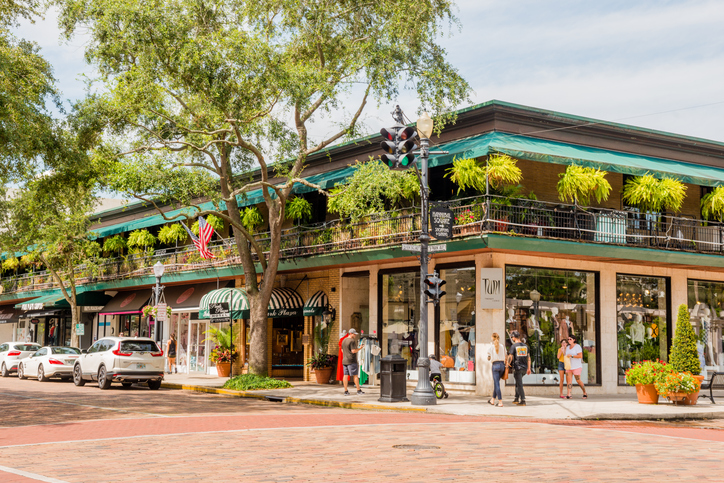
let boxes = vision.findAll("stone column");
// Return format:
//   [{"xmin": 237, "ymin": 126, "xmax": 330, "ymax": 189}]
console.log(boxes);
[
  {"xmin": 475, "ymin": 252, "xmax": 505, "ymax": 396},
  {"xmin": 599, "ymin": 266, "xmax": 618, "ymax": 393}
]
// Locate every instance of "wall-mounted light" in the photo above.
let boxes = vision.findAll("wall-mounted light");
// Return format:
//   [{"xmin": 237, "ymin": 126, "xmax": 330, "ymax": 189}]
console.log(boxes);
[{"xmin": 322, "ymin": 304, "xmax": 336, "ymax": 325}]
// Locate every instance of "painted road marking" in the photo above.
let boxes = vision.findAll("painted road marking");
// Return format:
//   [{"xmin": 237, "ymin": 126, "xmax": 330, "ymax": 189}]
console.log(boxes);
[{"xmin": 0, "ymin": 465, "xmax": 72, "ymax": 483}]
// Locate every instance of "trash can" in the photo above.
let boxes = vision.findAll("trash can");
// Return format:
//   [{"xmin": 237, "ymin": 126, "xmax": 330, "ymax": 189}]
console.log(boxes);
[{"xmin": 378, "ymin": 354, "xmax": 409, "ymax": 402}]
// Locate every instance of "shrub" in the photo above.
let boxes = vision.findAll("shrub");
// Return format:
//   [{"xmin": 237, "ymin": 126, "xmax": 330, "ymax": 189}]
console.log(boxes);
[
  {"xmin": 222, "ymin": 374, "xmax": 293, "ymax": 391},
  {"xmin": 670, "ymin": 304, "xmax": 701, "ymax": 375}
]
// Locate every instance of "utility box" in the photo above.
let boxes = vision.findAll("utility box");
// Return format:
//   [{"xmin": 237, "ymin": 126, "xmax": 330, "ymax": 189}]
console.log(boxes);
[{"xmin": 378, "ymin": 354, "xmax": 409, "ymax": 402}]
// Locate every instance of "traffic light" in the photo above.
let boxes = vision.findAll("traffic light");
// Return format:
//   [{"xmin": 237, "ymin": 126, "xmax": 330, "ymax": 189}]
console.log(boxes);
[
  {"xmin": 423, "ymin": 272, "xmax": 447, "ymax": 306},
  {"xmin": 380, "ymin": 124, "xmax": 418, "ymax": 170}
]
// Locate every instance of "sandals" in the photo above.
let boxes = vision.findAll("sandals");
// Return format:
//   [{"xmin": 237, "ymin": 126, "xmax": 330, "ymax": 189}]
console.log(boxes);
[
  {"xmin": 566, "ymin": 395, "xmax": 572, "ymax": 399},
  {"xmin": 583, "ymin": 394, "xmax": 588, "ymax": 399},
  {"xmin": 488, "ymin": 399, "xmax": 495, "ymax": 405},
  {"xmin": 559, "ymin": 395, "xmax": 565, "ymax": 399},
  {"xmin": 497, "ymin": 402, "xmax": 503, "ymax": 407}
]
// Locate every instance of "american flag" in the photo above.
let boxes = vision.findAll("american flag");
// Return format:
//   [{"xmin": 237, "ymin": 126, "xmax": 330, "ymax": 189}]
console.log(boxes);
[{"xmin": 181, "ymin": 216, "xmax": 215, "ymax": 259}]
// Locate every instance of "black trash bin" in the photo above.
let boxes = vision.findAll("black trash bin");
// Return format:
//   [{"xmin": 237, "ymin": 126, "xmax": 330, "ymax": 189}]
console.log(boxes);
[{"xmin": 378, "ymin": 354, "xmax": 409, "ymax": 402}]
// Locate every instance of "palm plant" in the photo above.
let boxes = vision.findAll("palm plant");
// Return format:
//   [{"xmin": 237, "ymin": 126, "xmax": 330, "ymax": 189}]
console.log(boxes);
[
  {"xmin": 557, "ymin": 165, "xmax": 611, "ymax": 206},
  {"xmin": 701, "ymin": 186, "xmax": 724, "ymax": 221},
  {"xmin": 622, "ymin": 174, "xmax": 686, "ymax": 213}
]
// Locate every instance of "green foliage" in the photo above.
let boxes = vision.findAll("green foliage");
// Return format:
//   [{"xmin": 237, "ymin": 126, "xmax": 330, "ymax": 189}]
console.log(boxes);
[
  {"xmin": 307, "ymin": 352, "xmax": 335, "ymax": 369},
  {"xmin": 102, "ymin": 235, "xmax": 126, "ymax": 255},
  {"xmin": 701, "ymin": 186, "xmax": 724, "ymax": 222},
  {"xmin": 1, "ymin": 257, "xmax": 19, "ymax": 272},
  {"xmin": 446, "ymin": 157, "xmax": 486, "ymax": 193},
  {"xmin": 191, "ymin": 215, "xmax": 223, "ymax": 236},
  {"xmin": 655, "ymin": 371, "xmax": 698, "ymax": 396},
  {"xmin": 203, "ymin": 325, "xmax": 234, "ymax": 350},
  {"xmin": 222, "ymin": 374, "xmax": 293, "ymax": 391},
  {"xmin": 241, "ymin": 207, "xmax": 264, "ymax": 234},
  {"xmin": 328, "ymin": 159, "xmax": 418, "ymax": 222},
  {"xmin": 445, "ymin": 154, "xmax": 522, "ymax": 194},
  {"xmin": 624, "ymin": 360, "xmax": 673, "ymax": 386},
  {"xmin": 127, "ymin": 229, "xmax": 156, "ymax": 250},
  {"xmin": 622, "ymin": 174, "xmax": 686, "ymax": 212},
  {"xmin": 285, "ymin": 197, "xmax": 312, "ymax": 224},
  {"xmin": 670, "ymin": 304, "xmax": 702, "ymax": 375},
  {"xmin": 158, "ymin": 224, "xmax": 187, "ymax": 245},
  {"xmin": 313, "ymin": 321, "xmax": 331, "ymax": 354},
  {"xmin": 557, "ymin": 165, "xmax": 611, "ymax": 206},
  {"xmin": 486, "ymin": 154, "xmax": 523, "ymax": 189}
]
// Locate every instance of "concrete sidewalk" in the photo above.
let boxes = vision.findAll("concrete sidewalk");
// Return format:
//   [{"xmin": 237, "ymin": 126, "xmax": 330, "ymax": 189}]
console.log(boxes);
[{"xmin": 161, "ymin": 373, "xmax": 724, "ymax": 420}]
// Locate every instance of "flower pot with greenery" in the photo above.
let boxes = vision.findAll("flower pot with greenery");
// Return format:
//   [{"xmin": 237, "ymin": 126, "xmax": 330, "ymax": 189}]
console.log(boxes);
[
  {"xmin": 203, "ymin": 326, "xmax": 238, "ymax": 377},
  {"xmin": 669, "ymin": 304, "xmax": 703, "ymax": 404},
  {"xmin": 625, "ymin": 360, "xmax": 673, "ymax": 404},
  {"xmin": 557, "ymin": 165, "xmax": 612, "ymax": 240},
  {"xmin": 701, "ymin": 185, "xmax": 724, "ymax": 223},
  {"xmin": 307, "ymin": 353, "xmax": 336, "ymax": 384},
  {"xmin": 654, "ymin": 371, "xmax": 699, "ymax": 404}
]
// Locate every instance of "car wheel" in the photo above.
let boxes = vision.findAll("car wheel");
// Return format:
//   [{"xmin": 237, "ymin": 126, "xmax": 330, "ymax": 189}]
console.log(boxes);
[
  {"xmin": 121, "ymin": 382, "xmax": 133, "ymax": 388},
  {"xmin": 38, "ymin": 365, "xmax": 48, "ymax": 382},
  {"xmin": 98, "ymin": 365, "xmax": 112, "ymax": 390},
  {"xmin": 17, "ymin": 364, "xmax": 25, "ymax": 380},
  {"xmin": 147, "ymin": 379, "xmax": 162, "ymax": 390},
  {"xmin": 73, "ymin": 364, "xmax": 85, "ymax": 386},
  {"xmin": 1, "ymin": 363, "xmax": 8, "ymax": 377}
]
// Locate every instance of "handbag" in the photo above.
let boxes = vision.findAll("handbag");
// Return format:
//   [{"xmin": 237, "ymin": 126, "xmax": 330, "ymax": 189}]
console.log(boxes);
[
  {"xmin": 502, "ymin": 364, "xmax": 509, "ymax": 381},
  {"xmin": 564, "ymin": 356, "xmax": 572, "ymax": 371}
]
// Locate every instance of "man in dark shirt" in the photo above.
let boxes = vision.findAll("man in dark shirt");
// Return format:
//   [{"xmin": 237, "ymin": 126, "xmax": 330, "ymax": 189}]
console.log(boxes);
[
  {"xmin": 341, "ymin": 328, "xmax": 365, "ymax": 396},
  {"xmin": 507, "ymin": 330, "xmax": 531, "ymax": 406}
]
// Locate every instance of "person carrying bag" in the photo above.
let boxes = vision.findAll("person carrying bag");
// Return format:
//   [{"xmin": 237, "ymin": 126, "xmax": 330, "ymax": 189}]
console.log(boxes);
[{"xmin": 487, "ymin": 332, "xmax": 507, "ymax": 407}]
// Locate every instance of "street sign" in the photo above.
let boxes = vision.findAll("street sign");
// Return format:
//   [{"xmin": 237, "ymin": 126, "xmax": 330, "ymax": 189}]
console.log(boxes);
[
  {"xmin": 76, "ymin": 324, "xmax": 85, "ymax": 336},
  {"xmin": 401, "ymin": 243, "xmax": 422, "ymax": 252},
  {"xmin": 428, "ymin": 244, "xmax": 447, "ymax": 253},
  {"xmin": 430, "ymin": 206, "xmax": 454, "ymax": 240},
  {"xmin": 155, "ymin": 303, "xmax": 167, "ymax": 322},
  {"xmin": 208, "ymin": 302, "xmax": 231, "ymax": 322}
]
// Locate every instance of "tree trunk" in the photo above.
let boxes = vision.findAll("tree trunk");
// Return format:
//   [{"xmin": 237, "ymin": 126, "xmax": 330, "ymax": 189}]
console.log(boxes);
[
  {"xmin": 247, "ymin": 295, "xmax": 268, "ymax": 375},
  {"xmin": 70, "ymin": 303, "xmax": 80, "ymax": 348}
]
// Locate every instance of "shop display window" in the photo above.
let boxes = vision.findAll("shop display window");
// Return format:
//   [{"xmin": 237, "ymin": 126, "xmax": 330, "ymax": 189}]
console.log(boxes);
[
  {"xmin": 506, "ymin": 266, "xmax": 599, "ymax": 385},
  {"xmin": 688, "ymin": 280, "xmax": 724, "ymax": 372},
  {"xmin": 617, "ymin": 275, "xmax": 669, "ymax": 385},
  {"xmin": 437, "ymin": 266, "xmax": 476, "ymax": 384},
  {"xmin": 380, "ymin": 271, "xmax": 420, "ymax": 370}
]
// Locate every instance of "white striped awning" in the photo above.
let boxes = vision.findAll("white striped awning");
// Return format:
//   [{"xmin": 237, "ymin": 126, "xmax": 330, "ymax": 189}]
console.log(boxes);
[
  {"xmin": 303, "ymin": 290, "xmax": 329, "ymax": 317},
  {"xmin": 268, "ymin": 287, "xmax": 304, "ymax": 318},
  {"xmin": 199, "ymin": 288, "xmax": 249, "ymax": 320}
]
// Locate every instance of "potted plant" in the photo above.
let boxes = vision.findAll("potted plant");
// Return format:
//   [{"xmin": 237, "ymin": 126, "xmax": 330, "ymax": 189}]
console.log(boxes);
[
  {"xmin": 203, "ymin": 326, "xmax": 238, "ymax": 377},
  {"xmin": 286, "ymin": 197, "xmax": 313, "ymax": 226},
  {"xmin": 241, "ymin": 206, "xmax": 264, "ymax": 234},
  {"xmin": 655, "ymin": 371, "xmax": 699, "ymax": 405},
  {"xmin": 158, "ymin": 224, "xmax": 188, "ymax": 247},
  {"xmin": 621, "ymin": 174, "xmax": 686, "ymax": 214},
  {"xmin": 701, "ymin": 185, "xmax": 724, "ymax": 222},
  {"xmin": 454, "ymin": 209, "xmax": 476, "ymax": 235},
  {"xmin": 307, "ymin": 353, "xmax": 336, "ymax": 384},
  {"xmin": 557, "ymin": 165, "xmax": 612, "ymax": 240},
  {"xmin": 669, "ymin": 304, "xmax": 703, "ymax": 404},
  {"xmin": 127, "ymin": 229, "xmax": 157, "ymax": 257},
  {"xmin": 625, "ymin": 360, "xmax": 673, "ymax": 404}
]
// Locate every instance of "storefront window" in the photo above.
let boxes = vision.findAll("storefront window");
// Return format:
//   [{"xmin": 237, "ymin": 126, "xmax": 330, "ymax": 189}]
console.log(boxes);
[
  {"xmin": 506, "ymin": 266, "xmax": 598, "ymax": 385},
  {"xmin": 170, "ymin": 313, "xmax": 190, "ymax": 373},
  {"xmin": 617, "ymin": 275, "xmax": 669, "ymax": 385},
  {"xmin": 380, "ymin": 271, "xmax": 420, "ymax": 370},
  {"xmin": 688, "ymin": 280, "xmax": 724, "ymax": 371},
  {"xmin": 437, "ymin": 266, "xmax": 476, "ymax": 384}
]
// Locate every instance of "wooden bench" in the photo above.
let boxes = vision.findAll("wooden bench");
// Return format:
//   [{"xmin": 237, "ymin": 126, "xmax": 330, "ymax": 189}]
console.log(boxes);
[{"xmin": 701, "ymin": 372, "xmax": 724, "ymax": 404}]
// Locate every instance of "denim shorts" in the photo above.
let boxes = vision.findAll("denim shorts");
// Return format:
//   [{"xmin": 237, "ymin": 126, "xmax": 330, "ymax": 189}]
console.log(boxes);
[
  {"xmin": 558, "ymin": 361, "xmax": 566, "ymax": 371},
  {"xmin": 343, "ymin": 363, "xmax": 359, "ymax": 376}
]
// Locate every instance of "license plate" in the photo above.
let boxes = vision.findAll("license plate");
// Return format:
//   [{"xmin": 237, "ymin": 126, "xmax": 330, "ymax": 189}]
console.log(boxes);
[
  {"xmin": 65, "ymin": 360, "xmax": 74, "ymax": 365},
  {"xmin": 136, "ymin": 363, "xmax": 146, "ymax": 369}
]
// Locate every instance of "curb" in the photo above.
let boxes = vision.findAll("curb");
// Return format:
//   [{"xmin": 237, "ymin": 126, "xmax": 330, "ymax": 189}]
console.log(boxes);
[{"xmin": 161, "ymin": 382, "xmax": 428, "ymax": 413}]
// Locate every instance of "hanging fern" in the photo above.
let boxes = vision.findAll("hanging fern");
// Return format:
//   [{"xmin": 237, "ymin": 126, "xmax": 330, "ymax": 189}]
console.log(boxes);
[
  {"xmin": 701, "ymin": 186, "xmax": 724, "ymax": 222},
  {"xmin": 158, "ymin": 224, "xmax": 188, "ymax": 245},
  {"xmin": 241, "ymin": 207, "xmax": 264, "ymax": 234},
  {"xmin": 557, "ymin": 165, "xmax": 611, "ymax": 206},
  {"xmin": 285, "ymin": 197, "xmax": 313, "ymax": 223},
  {"xmin": 127, "ymin": 229, "xmax": 157, "ymax": 250},
  {"xmin": 191, "ymin": 214, "xmax": 224, "ymax": 235},
  {"xmin": 486, "ymin": 154, "xmax": 522, "ymax": 189},
  {"xmin": 445, "ymin": 154, "xmax": 522, "ymax": 194},
  {"xmin": 103, "ymin": 235, "xmax": 127, "ymax": 255},
  {"xmin": 2, "ymin": 257, "xmax": 19, "ymax": 272},
  {"xmin": 622, "ymin": 174, "xmax": 686, "ymax": 213}
]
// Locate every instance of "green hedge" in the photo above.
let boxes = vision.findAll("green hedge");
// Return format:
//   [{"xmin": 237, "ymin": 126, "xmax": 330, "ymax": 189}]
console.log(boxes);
[{"xmin": 222, "ymin": 374, "xmax": 293, "ymax": 391}]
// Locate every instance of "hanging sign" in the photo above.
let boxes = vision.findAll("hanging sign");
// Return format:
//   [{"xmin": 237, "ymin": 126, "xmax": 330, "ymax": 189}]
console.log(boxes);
[
  {"xmin": 208, "ymin": 302, "xmax": 231, "ymax": 322},
  {"xmin": 430, "ymin": 206, "xmax": 454, "ymax": 240},
  {"xmin": 155, "ymin": 303, "xmax": 168, "ymax": 322},
  {"xmin": 480, "ymin": 268, "xmax": 504, "ymax": 310}
]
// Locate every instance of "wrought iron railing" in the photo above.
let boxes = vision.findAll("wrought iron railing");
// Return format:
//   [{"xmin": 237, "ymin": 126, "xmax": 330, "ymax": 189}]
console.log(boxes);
[{"xmin": 2, "ymin": 195, "xmax": 723, "ymax": 295}]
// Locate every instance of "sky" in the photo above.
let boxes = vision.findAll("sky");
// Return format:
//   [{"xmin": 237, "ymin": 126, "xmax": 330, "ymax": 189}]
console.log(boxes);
[{"xmin": 14, "ymin": 0, "xmax": 724, "ymax": 144}]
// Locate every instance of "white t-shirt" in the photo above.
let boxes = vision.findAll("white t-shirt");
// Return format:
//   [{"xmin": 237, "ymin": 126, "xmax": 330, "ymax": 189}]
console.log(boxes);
[
  {"xmin": 566, "ymin": 344, "xmax": 583, "ymax": 370},
  {"xmin": 487, "ymin": 342, "xmax": 506, "ymax": 362}
]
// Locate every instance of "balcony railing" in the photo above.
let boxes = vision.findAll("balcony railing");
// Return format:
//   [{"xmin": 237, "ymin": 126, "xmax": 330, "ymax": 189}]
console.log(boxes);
[{"xmin": 3, "ymin": 195, "xmax": 723, "ymax": 295}]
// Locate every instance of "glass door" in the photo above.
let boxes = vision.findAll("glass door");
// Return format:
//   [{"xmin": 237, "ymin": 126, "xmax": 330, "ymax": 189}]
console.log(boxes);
[{"xmin": 188, "ymin": 320, "xmax": 207, "ymax": 373}]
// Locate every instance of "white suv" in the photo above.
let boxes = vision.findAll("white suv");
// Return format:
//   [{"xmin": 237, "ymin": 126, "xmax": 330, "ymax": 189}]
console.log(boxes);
[
  {"xmin": 73, "ymin": 337, "xmax": 165, "ymax": 390},
  {"xmin": 0, "ymin": 342, "xmax": 41, "ymax": 377}
]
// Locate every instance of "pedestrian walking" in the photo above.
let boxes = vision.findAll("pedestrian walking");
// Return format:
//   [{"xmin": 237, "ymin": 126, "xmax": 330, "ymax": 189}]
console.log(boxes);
[
  {"xmin": 487, "ymin": 332, "xmax": 506, "ymax": 407},
  {"xmin": 557, "ymin": 339, "xmax": 569, "ymax": 398},
  {"xmin": 341, "ymin": 328, "xmax": 365, "ymax": 396},
  {"xmin": 565, "ymin": 335, "xmax": 588, "ymax": 399},
  {"xmin": 166, "ymin": 333, "xmax": 177, "ymax": 374},
  {"xmin": 507, "ymin": 330, "xmax": 531, "ymax": 406}
]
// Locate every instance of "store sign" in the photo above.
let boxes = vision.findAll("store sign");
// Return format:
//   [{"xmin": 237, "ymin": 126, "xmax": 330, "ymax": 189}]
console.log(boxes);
[
  {"xmin": 22, "ymin": 303, "xmax": 44, "ymax": 311},
  {"xmin": 30, "ymin": 319, "xmax": 39, "ymax": 325},
  {"xmin": 430, "ymin": 206, "xmax": 454, "ymax": 240},
  {"xmin": 267, "ymin": 307, "xmax": 303, "ymax": 318},
  {"xmin": 155, "ymin": 303, "xmax": 168, "ymax": 322},
  {"xmin": 82, "ymin": 306, "xmax": 105, "ymax": 313},
  {"xmin": 480, "ymin": 268, "xmax": 504, "ymax": 310},
  {"xmin": 208, "ymin": 302, "xmax": 231, "ymax": 322},
  {"xmin": 76, "ymin": 324, "xmax": 85, "ymax": 336}
]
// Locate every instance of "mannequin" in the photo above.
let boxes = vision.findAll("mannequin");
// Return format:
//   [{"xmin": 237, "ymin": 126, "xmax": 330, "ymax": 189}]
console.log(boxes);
[
  {"xmin": 528, "ymin": 314, "xmax": 544, "ymax": 337},
  {"xmin": 455, "ymin": 335, "xmax": 470, "ymax": 369},
  {"xmin": 630, "ymin": 314, "xmax": 645, "ymax": 344}
]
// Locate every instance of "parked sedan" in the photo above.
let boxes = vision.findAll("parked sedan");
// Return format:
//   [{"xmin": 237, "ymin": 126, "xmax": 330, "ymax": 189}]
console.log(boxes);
[
  {"xmin": 0, "ymin": 342, "xmax": 41, "ymax": 377},
  {"xmin": 18, "ymin": 346, "xmax": 81, "ymax": 382}
]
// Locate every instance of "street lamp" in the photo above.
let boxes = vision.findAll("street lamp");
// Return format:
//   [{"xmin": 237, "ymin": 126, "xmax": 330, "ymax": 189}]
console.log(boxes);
[
  {"xmin": 153, "ymin": 261, "xmax": 165, "ymax": 342},
  {"xmin": 410, "ymin": 112, "xmax": 437, "ymax": 406},
  {"xmin": 530, "ymin": 289, "xmax": 541, "ymax": 373}
]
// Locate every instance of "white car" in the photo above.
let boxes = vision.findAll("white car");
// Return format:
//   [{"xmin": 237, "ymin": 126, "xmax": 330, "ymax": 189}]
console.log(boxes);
[
  {"xmin": 0, "ymin": 342, "xmax": 41, "ymax": 377},
  {"xmin": 73, "ymin": 337, "xmax": 165, "ymax": 390},
  {"xmin": 17, "ymin": 346, "xmax": 81, "ymax": 382}
]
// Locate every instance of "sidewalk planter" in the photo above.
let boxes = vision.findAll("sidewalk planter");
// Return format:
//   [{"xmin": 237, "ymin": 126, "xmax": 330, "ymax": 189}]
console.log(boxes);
[
  {"xmin": 635, "ymin": 383, "xmax": 659, "ymax": 404},
  {"xmin": 307, "ymin": 353, "xmax": 336, "ymax": 384},
  {"xmin": 668, "ymin": 392, "xmax": 689, "ymax": 405},
  {"xmin": 655, "ymin": 371, "xmax": 698, "ymax": 405},
  {"xmin": 216, "ymin": 362, "xmax": 231, "ymax": 377},
  {"xmin": 313, "ymin": 367, "xmax": 333, "ymax": 384},
  {"xmin": 679, "ymin": 375, "xmax": 704, "ymax": 406}
]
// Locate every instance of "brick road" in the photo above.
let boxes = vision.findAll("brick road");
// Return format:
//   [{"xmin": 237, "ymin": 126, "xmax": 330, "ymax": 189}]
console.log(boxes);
[{"xmin": 1, "ymin": 377, "xmax": 724, "ymax": 482}]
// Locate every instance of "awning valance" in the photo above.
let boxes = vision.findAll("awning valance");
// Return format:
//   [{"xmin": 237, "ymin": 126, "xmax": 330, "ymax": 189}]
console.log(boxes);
[
  {"xmin": 0, "ymin": 306, "xmax": 21, "ymax": 324},
  {"xmin": 15, "ymin": 290, "xmax": 112, "ymax": 311},
  {"xmin": 269, "ymin": 287, "xmax": 304, "ymax": 318},
  {"xmin": 303, "ymin": 290, "xmax": 329, "ymax": 317},
  {"xmin": 164, "ymin": 282, "xmax": 229, "ymax": 313},
  {"xmin": 99, "ymin": 290, "xmax": 152, "ymax": 315},
  {"xmin": 199, "ymin": 287, "xmax": 249, "ymax": 320}
]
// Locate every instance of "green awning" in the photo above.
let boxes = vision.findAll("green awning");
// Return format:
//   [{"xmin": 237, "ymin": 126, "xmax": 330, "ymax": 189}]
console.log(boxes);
[
  {"xmin": 268, "ymin": 287, "xmax": 304, "ymax": 318},
  {"xmin": 303, "ymin": 290, "xmax": 329, "ymax": 317},
  {"xmin": 199, "ymin": 287, "xmax": 250, "ymax": 320},
  {"xmin": 15, "ymin": 290, "xmax": 112, "ymax": 310},
  {"xmin": 429, "ymin": 132, "xmax": 724, "ymax": 187}
]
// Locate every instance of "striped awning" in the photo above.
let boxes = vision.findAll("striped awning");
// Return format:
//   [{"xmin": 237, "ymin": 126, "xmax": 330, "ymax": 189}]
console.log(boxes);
[
  {"xmin": 199, "ymin": 288, "xmax": 249, "ymax": 320},
  {"xmin": 303, "ymin": 290, "xmax": 329, "ymax": 317},
  {"xmin": 268, "ymin": 287, "xmax": 304, "ymax": 318}
]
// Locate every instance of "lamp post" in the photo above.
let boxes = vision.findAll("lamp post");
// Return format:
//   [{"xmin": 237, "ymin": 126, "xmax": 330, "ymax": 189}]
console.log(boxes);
[
  {"xmin": 153, "ymin": 261, "xmax": 165, "ymax": 342},
  {"xmin": 410, "ymin": 112, "xmax": 437, "ymax": 406},
  {"xmin": 530, "ymin": 289, "xmax": 541, "ymax": 372}
]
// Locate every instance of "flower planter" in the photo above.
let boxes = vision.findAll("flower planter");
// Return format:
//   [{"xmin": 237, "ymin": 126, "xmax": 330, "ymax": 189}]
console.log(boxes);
[
  {"xmin": 635, "ymin": 383, "xmax": 659, "ymax": 404},
  {"xmin": 668, "ymin": 391, "xmax": 689, "ymax": 405},
  {"xmin": 313, "ymin": 367, "xmax": 333, "ymax": 384},
  {"xmin": 216, "ymin": 362, "xmax": 231, "ymax": 377},
  {"xmin": 679, "ymin": 375, "xmax": 704, "ymax": 406}
]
